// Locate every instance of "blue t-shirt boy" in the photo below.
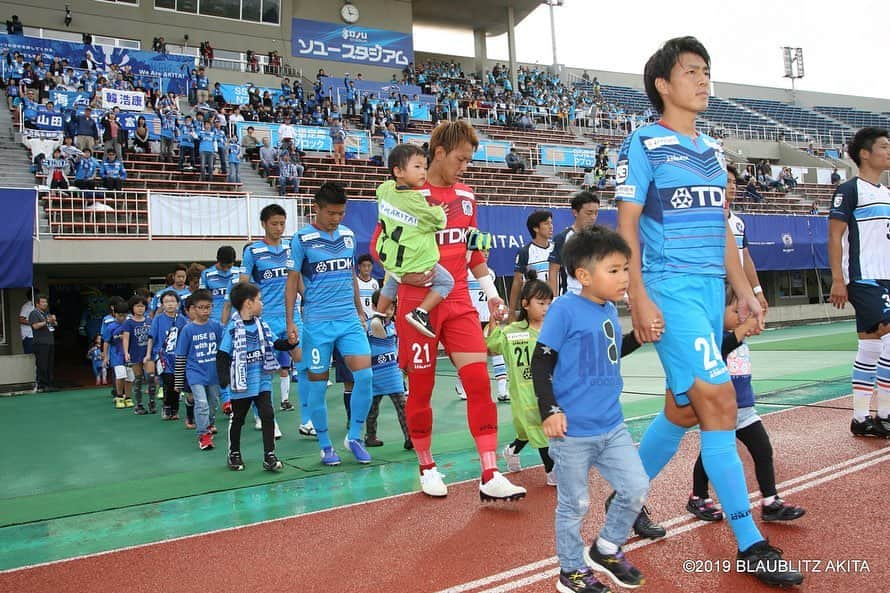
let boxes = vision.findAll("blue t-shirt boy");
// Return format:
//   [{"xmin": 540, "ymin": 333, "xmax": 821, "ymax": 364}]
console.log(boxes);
[{"xmin": 175, "ymin": 319, "xmax": 223, "ymax": 387}]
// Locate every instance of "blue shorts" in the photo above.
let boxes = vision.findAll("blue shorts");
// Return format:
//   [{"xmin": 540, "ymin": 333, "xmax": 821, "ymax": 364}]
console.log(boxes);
[
  {"xmin": 648, "ymin": 275, "xmax": 730, "ymax": 406},
  {"xmin": 302, "ymin": 317, "xmax": 370, "ymax": 374},
  {"xmin": 848, "ymin": 280, "xmax": 890, "ymax": 334}
]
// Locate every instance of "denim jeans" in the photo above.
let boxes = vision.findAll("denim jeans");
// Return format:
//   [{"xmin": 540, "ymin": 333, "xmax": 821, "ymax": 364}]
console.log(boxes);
[
  {"xmin": 549, "ymin": 423, "xmax": 649, "ymax": 571},
  {"xmin": 200, "ymin": 151, "xmax": 215, "ymax": 181},
  {"xmin": 227, "ymin": 161, "xmax": 240, "ymax": 183},
  {"xmin": 191, "ymin": 383, "xmax": 220, "ymax": 437}
]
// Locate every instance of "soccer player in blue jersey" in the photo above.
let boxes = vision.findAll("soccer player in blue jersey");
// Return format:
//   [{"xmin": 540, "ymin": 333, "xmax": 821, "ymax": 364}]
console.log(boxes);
[
  {"xmin": 150, "ymin": 265, "xmax": 191, "ymax": 315},
  {"xmin": 285, "ymin": 182, "xmax": 374, "ymax": 466},
  {"xmin": 175, "ymin": 290, "xmax": 223, "ymax": 451},
  {"xmin": 616, "ymin": 36, "xmax": 801, "ymax": 586},
  {"xmin": 147, "ymin": 290, "xmax": 187, "ymax": 421},
  {"xmin": 829, "ymin": 127, "xmax": 890, "ymax": 437},
  {"xmin": 217, "ymin": 283, "xmax": 298, "ymax": 472},
  {"xmin": 199, "ymin": 245, "xmax": 239, "ymax": 324},
  {"xmin": 240, "ymin": 205, "xmax": 303, "ymax": 436}
]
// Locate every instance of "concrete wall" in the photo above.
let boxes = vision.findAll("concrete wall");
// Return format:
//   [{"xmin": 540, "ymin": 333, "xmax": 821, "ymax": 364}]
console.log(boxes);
[
  {"xmin": 3, "ymin": 0, "xmax": 413, "ymax": 81},
  {"xmin": 0, "ymin": 355, "xmax": 34, "ymax": 388}
]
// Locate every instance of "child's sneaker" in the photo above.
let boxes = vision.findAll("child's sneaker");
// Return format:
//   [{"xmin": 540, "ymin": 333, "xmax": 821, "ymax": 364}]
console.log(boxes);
[
  {"xmin": 320, "ymin": 446, "xmax": 341, "ymax": 466},
  {"xmin": 133, "ymin": 404, "xmax": 148, "ymax": 415},
  {"xmin": 405, "ymin": 308, "xmax": 435, "ymax": 338},
  {"xmin": 420, "ymin": 467, "xmax": 448, "ymax": 497},
  {"xmin": 586, "ymin": 545, "xmax": 645, "ymax": 589},
  {"xmin": 299, "ymin": 421, "xmax": 317, "ymax": 437},
  {"xmin": 161, "ymin": 405, "xmax": 171, "ymax": 420},
  {"xmin": 208, "ymin": 424, "xmax": 217, "ymax": 434},
  {"xmin": 604, "ymin": 492, "xmax": 666, "ymax": 539},
  {"xmin": 546, "ymin": 471, "xmax": 558, "ymax": 487},
  {"xmin": 227, "ymin": 451, "xmax": 245, "ymax": 471},
  {"xmin": 364, "ymin": 435, "xmax": 384, "ymax": 447},
  {"xmin": 761, "ymin": 498, "xmax": 806, "ymax": 522},
  {"xmin": 185, "ymin": 421, "xmax": 196, "ymax": 429},
  {"xmin": 686, "ymin": 495, "xmax": 724, "ymax": 521},
  {"xmin": 344, "ymin": 437, "xmax": 372, "ymax": 464},
  {"xmin": 148, "ymin": 400, "xmax": 157, "ymax": 414},
  {"xmin": 502, "ymin": 443, "xmax": 522, "ymax": 472},
  {"xmin": 263, "ymin": 452, "xmax": 283, "ymax": 472},
  {"xmin": 280, "ymin": 400, "xmax": 294, "ymax": 411},
  {"xmin": 455, "ymin": 384, "xmax": 467, "ymax": 400},
  {"xmin": 198, "ymin": 433, "xmax": 214, "ymax": 450},
  {"xmin": 124, "ymin": 398, "xmax": 134, "ymax": 407},
  {"xmin": 113, "ymin": 397, "xmax": 126, "ymax": 409},
  {"xmin": 479, "ymin": 471, "xmax": 527, "ymax": 502},
  {"xmin": 556, "ymin": 568, "xmax": 610, "ymax": 593}
]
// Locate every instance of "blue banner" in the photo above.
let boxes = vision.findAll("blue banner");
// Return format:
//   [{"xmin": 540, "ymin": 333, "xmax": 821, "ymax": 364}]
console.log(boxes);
[
  {"xmin": 0, "ymin": 33, "xmax": 193, "ymax": 94},
  {"xmin": 400, "ymin": 133, "xmax": 512, "ymax": 163},
  {"xmin": 291, "ymin": 18, "xmax": 413, "ymax": 69},
  {"xmin": 0, "ymin": 188, "xmax": 36, "ymax": 288},
  {"xmin": 219, "ymin": 83, "xmax": 282, "ymax": 106},
  {"xmin": 30, "ymin": 107, "xmax": 64, "ymax": 131},
  {"xmin": 319, "ymin": 76, "xmax": 428, "ymax": 101},
  {"xmin": 742, "ymin": 214, "xmax": 827, "ymax": 271},
  {"xmin": 49, "ymin": 91, "xmax": 92, "ymax": 109},
  {"xmin": 539, "ymin": 144, "xmax": 599, "ymax": 168},
  {"xmin": 234, "ymin": 122, "xmax": 371, "ymax": 155}
]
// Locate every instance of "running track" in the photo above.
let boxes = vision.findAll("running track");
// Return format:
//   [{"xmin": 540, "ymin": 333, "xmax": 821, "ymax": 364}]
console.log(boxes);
[{"xmin": 4, "ymin": 395, "xmax": 886, "ymax": 592}]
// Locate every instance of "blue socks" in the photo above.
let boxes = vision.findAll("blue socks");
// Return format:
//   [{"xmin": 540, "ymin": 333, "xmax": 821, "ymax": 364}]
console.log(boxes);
[
  {"xmin": 700, "ymin": 430, "xmax": 763, "ymax": 551},
  {"xmin": 295, "ymin": 368, "xmax": 313, "ymax": 426},
  {"xmin": 347, "ymin": 367, "xmax": 373, "ymax": 441},
  {"xmin": 638, "ymin": 411, "xmax": 687, "ymax": 479},
  {"xmin": 308, "ymin": 378, "xmax": 332, "ymax": 449}
]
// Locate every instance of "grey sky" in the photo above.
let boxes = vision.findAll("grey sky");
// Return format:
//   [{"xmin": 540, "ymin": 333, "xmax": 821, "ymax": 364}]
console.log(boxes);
[{"xmin": 415, "ymin": 0, "xmax": 887, "ymax": 100}]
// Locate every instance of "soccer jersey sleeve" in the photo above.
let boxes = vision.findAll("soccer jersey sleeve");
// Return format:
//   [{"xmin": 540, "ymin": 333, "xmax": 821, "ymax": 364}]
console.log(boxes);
[
  {"xmin": 514, "ymin": 245, "xmax": 529, "ymax": 274},
  {"xmin": 548, "ymin": 231, "xmax": 565, "ymax": 266},
  {"xmin": 829, "ymin": 182, "xmax": 857, "ymax": 223},
  {"xmin": 198, "ymin": 269, "xmax": 208, "ymax": 290},
  {"xmin": 288, "ymin": 234, "xmax": 305, "ymax": 273},
  {"xmin": 614, "ymin": 133, "xmax": 653, "ymax": 205},
  {"xmin": 241, "ymin": 245, "xmax": 256, "ymax": 280}
]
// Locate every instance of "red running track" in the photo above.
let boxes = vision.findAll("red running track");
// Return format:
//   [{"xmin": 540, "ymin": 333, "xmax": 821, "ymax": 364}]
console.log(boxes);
[{"xmin": 3, "ymin": 396, "xmax": 887, "ymax": 593}]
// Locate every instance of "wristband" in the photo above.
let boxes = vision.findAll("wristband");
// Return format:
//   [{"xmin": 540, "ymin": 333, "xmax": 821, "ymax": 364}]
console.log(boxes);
[
  {"xmin": 477, "ymin": 273, "xmax": 500, "ymax": 301},
  {"xmin": 753, "ymin": 285, "xmax": 763, "ymax": 295}
]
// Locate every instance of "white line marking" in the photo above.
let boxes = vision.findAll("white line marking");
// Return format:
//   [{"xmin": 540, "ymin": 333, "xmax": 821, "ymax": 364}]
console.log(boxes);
[{"xmin": 433, "ymin": 446, "xmax": 890, "ymax": 593}]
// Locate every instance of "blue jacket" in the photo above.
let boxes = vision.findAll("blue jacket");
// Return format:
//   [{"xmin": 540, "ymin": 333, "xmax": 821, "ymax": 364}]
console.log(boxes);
[
  {"xmin": 101, "ymin": 159, "xmax": 127, "ymax": 180},
  {"xmin": 75, "ymin": 157, "xmax": 100, "ymax": 180},
  {"xmin": 75, "ymin": 114, "xmax": 99, "ymax": 139}
]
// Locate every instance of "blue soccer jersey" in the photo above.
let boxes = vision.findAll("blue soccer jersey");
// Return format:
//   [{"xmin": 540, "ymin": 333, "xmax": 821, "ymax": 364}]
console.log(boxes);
[
  {"xmin": 123, "ymin": 317, "xmax": 151, "ymax": 363},
  {"xmin": 615, "ymin": 123, "xmax": 728, "ymax": 284},
  {"xmin": 369, "ymin": 322, "xmax": 403, "ymax": 396},
  {"xmin": 536, "ymin": 293, "xmax": 624, "ymax": 437},
  {"xmin": 150, "ymin": 312, "xmax": 187, "ymax": 374},
  {"xmin": 242, "ymin": 241, "xmax": 298, "ymax": 336},
  {"xmin": 100, "ymin": 314, "xmax": 115, "ymax": 344},
  {"xmin": 219, "ymin": 317, "xmax": 275, "ymax": 399},
  {"xmin": 199, "ymin": 265, "xmax": 240, "ymax": 322},
  {"xmin": 108, "ymin": 321, "xmax": 126, "ymax": 367},
  {"xmin": 289, "ymin": 224, "xmax": 359, "ymax": 324},
  {"xmin": 175, "ymin": 320, "xmax": 223, "ymax": 386}
]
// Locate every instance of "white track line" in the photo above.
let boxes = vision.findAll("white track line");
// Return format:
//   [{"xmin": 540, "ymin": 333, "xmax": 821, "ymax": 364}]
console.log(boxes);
[{"xmin": 433, "ymin": 446, "xmax": 890, "ymax": 593}]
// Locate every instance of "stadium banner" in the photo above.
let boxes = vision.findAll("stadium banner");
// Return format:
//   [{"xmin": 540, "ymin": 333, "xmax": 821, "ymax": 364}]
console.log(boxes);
[
  {"xmin": 401, "ymin": 133, "xmax": 511, "ymax": 162},
  {"xmin": 219, "ymin": 83, "xmax": 282, "ymax": 106},
  {"xmin": 148, "ymin": 194, "xmax": 306, "ymax": 237},
  {"xmin": 0, "ymin": 188, "xmax": 36, "ymax": 288},
  {"xmin": 320, "ymin": 77, "xmax": 431, "ymax": 102},
  {"xmin": 742, "ymin": 214, "xmax": 827, "ymax": 271},
  {"xmin": 539, "ymin": 144, "xmax": 598, "ymax": 168},
  {"xmin": 49, "ymin": 91, "xmax": 92, "ymax": 109},
  {"xmin": 0, "ymin": 33, "xmax": 193, "ymax": 94},
  {"xmin": 30, "ymin": 107, "xmax": 65, "ymax": 131},
  {"xmin": 234, "ymin": 122, "xmax": 371, "ymax": 155},
  {"xmin": 100, "ymin": 88, "xmax": 145, "ymax": 111},
  {"xmin": 291, "ymin": 18, "xmax": 413, "ymax": 69}
]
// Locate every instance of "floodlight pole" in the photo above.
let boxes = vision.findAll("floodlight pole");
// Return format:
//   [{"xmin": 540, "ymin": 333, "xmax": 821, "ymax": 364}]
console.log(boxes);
[{"xmin": 544, "ymin": 0, "xmax": 562, "ymax": 73}]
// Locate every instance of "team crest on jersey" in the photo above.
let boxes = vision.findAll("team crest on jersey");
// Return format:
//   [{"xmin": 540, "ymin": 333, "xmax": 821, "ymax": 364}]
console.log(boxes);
[
  {"xmin": 461, "ymin": 200, "xmax": 473, "ymax": 216},
  {"xmin": 615, "ymin": 160, "xmax": 628, "ymax": 184},
  {"xmin": 344, "ymin": 236, "xmax": 354, "ymax": 249},
  {"xmin": 833, "ymin": 193, "xmax": 843, "ymax": 208},
  {"xmin": 715, "ymin": 149, "xmax": 727, "ymax": 169}
]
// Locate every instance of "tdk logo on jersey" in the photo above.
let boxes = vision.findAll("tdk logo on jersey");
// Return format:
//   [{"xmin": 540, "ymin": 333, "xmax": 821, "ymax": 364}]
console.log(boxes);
[
  {"xmin": 315, "ymin": 258, "xmax": 353, "ymax": 273},
  {"xmin": 436, "ymin": 228, "xmax": 468, "ymax": 245},
  {"xmin": 669, "ymin": 186, "xmax": 725, "ymax": 209},
  {"xmin": 376, "ymin": 352, "xmax": 397, "ymax": 365},
  {"xmin": 211, "ymin": 287, "xmax": 227, "ymax": 297},
  {"xmin": 262, "ymin": 267, "xmax": 288, "ymax": 280}
]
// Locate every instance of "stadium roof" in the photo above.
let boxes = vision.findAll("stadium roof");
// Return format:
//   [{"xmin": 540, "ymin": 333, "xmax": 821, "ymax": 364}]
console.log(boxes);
[{"xmin": 411, "ymin": 0, "xmax": 542, "ymax": 36}]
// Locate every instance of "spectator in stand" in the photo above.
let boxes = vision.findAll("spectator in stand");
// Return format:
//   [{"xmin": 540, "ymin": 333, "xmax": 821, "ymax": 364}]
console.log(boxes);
[
  {"xmin": 242, "ymin": 126, "xmax": 260, "ymax": 161},
  {"xmin": 781, "ymin": 167, "xmax": 798, "ymax": 191},
  {"xmin": 258, "ymin": 137, "xmax": 278, "ymax": 177},
  {"xmin": 345, "ymin": 78, "xmax": 358, "ymax": 117},
  {"xmin": 213, "ymin": 119, "xmax": 228, "ymax": 176},
  {"xmin": 101, "ymin": 111, "xmax": 127, "ymax": 162},
  {"xmin": 830, "ymin": 167, "xmax": 841, "ymax": 185},
  {"xmin": 506, "ymin": 147, "xmax": 527, "ymax": 174},
  {"xmin": 745, "ymin": 178, "xmax": 764, "ymax": 204},
  {"xmin": 277, "ymin": 152, "xmax": 301, "ymax": 196},
  {"xmin": 212, "ymin": 82, "xmax": 225, "ymax": 109},
  {"xmin": 198, "ymin": 119, "xmax": 217, "ymax": 182},
  {"xmin": 278, "ymin": 117, "xmax": 296, "ymax": 153},
  {"xmin": 74, "ymin": 107, "xmax": 99, "ymax": 152},
  {"xmin": 195, "ymin": 67, "xmax": 209, "ymax": 104},
  {"xmin": 152, "ymin": 36, "xmax": 167, "ymax": 53},
  {"xmin": 73, "ymin": 147, "xmax": 100, "ymax": 190},
  {"xmin": 581, "ymin": 167, "xmax": 596, "ymax": 190},
  {"xmin": 177, "ymin": 114, "xmax": 197, "ymax": 171},
  {"xmin": 6, "ymin": 14, "xmax": 23, "ymax": 35},
  {"xmin": 133, "ymin": 116, "xmax": 151, "ymax": 153},
  {"xmin": 42, "ymin": 148, "xmax": 69, "ymax": 190},
  {"xmin": 159, "ymin": 109, "xmax": 178, "ymax": 163},
  {"xmin": 227, "ymin": 135, "xmax": 242, "ymax": 184},
  {"xmin": 809, "ymin": 200, "xmax": 820, "ymax": 215},
  {"xmin": 200, "ymin": 42, "xmax": 214, "ymax": 68},
  {"xmin": 330, "ymin": 116, "xmax": 347, "ymax": 165},
  {"xmin": 101, "ymin": 149, "xmax": 127, "ymax": 191},
  {"xmin": 381, "ymin": 122, "xmax": 398, "ymax": 167}
]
